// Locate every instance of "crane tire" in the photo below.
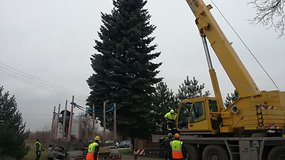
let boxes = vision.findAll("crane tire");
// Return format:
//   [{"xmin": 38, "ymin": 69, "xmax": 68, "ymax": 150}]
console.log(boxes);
[
  {"xmin": 268, "ymin": 146, "xmax": 285, "ymax": 160},
  {"xmin": 202, "ymin": 145, "xmax": 229, "ymax": 160},
  {"xmin": 185, "ymin": 144, "xmax": 201, "ymax": 160}
]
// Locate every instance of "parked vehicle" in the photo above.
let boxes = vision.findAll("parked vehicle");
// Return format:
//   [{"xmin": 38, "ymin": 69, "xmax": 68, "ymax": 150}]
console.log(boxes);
[
  {"xmin": 103, "ymin": 140, "xmax": 119, "ymax": 149},
  {"xmin": 119, "ymin": 140, "xmax": 131, "ymax": 148}
]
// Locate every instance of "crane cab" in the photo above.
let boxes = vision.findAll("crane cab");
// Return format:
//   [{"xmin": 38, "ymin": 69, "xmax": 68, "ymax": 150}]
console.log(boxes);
[{"xmin": 177, "ymin": 97, "xmax": 221, "ymax": 134}]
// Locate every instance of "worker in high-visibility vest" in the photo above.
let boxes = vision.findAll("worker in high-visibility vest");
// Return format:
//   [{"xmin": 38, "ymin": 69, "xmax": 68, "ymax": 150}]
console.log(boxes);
[
  {"xmin": 164, "ymin": 109, "xmax": 177, "ymax": 134},
  {"xmin": 170, "ymin": 133, "xmax": 187, "ymax": 160},
  {"xmin": 35, "ymin": 138, "xmax": 43, "ymax": 160},
  {"xmin": 86, "ymin": 136, "xmax": 100, "ymax": 160}
]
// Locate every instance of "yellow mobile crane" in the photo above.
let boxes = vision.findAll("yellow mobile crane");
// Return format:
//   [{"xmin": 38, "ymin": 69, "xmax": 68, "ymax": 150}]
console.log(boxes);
[{"xmin": 175, "ymin": 0, "xmax": 285, "ymax": 159}]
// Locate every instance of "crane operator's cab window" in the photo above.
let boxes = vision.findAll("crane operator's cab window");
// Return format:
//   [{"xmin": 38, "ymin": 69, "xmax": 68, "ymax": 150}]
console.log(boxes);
[
  {"xmin": 209, "ymin": 100, "xmax": 218, "ymax": 112},
  {"xmin": 189, "ymin": 102, "xmax": 205, "ymax": 123},
  {"xmin": 178, "ymin": 101, "xmax": 206, "ymax": 130},
  {"xmin": 178, "ymin": 102, "xmax": 192, "ymax": 130}
]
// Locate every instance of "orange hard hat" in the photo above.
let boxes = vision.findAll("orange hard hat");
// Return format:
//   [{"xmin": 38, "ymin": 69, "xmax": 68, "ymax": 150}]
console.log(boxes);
[{"xmin": 174, "ymin": 133, "xmax": 180, "ymax": 139}]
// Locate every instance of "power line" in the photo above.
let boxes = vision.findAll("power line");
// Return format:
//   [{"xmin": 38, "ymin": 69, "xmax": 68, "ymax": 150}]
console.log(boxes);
[
  {"xmin": 0, "ymin": 61, "xmax": 89, "ymax": 98},
  {"xmin": 0, "ymin": 68, "xmax": 74, "ymax": 97},
  {"xmin": 0, "ymin": 62, "xmax": 88, "ymax": 97}
]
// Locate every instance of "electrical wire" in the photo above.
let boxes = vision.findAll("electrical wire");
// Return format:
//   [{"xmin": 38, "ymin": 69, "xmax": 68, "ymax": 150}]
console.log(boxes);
[
  {"xmin": 0, "ymin": 61, "xmax": 89, "ymax": 99},
  {"xmin": 0, "ymin": 69, "xmax": 55, "ymax": 92},
  {"xmin": 210, "ymin": 0, "xmax": 280, "ymax": 90},
  {"xmin": 0, "ymin": 66, "xmax": 82, "ymax": 98},
  {"xmin": 0, "ymin": 68, "xmax": 58, "ymax": 93},
  {"xmin": 71, "ymin": 102, "xmax": 86, "ymax": 111},
  {"xmin": 0, "ymin": 62, "xmax": 88, "ymax": 97}
]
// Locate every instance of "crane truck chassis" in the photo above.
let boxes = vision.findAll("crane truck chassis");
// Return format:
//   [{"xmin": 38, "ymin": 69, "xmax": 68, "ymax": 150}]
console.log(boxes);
[
  {"xmin": 180, "ymin": 134, "xmax": 285, "ymax": 160},
  {"xmin": 172, "ymin": 0, "xmax": 285, "ymax": 160}
]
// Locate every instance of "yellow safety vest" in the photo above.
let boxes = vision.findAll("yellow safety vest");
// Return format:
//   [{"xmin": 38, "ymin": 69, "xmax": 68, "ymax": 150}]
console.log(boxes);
[
  {"xmin": 86, "ymin": 142, "xmax": 99, "ymax": 160},
  {"xmin": 35, "ymin": 141, "xmax": 42, "ymax": 152},
  {"xmin": 170, "ymin": 140, "xmax": 183, "ymax": 159}
]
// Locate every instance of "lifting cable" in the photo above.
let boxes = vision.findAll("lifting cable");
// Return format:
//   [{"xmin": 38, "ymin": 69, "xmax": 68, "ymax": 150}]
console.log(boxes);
[{"xmin": 210, "ymin": 0, "xmax": 280, "ymax": 90}]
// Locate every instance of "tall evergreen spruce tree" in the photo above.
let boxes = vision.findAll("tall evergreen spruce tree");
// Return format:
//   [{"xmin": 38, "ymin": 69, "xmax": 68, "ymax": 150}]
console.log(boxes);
[
  {"xmin": 0, "ymin": 86, "xmax": 29, "ymax": 159},
  {"xmin": 87, "ymin": 0, "xmax": 162, "ymax": 140}
]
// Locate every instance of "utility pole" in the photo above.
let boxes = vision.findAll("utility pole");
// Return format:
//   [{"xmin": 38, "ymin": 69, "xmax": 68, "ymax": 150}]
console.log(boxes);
[
  {"xmin": 68, "ymin": 96, "xmax": 74, "ymax": 142},
  {"xmin": 56, "ymin": 104, "xmax": 60, "ymax": 140},
  {"xmin": 85, "ymin": 117, "xmax": 88, "ymax": 141},
  {"xmin": 93, "ymin": 104, "xmax": 95, "ymax": 138},
  {"xmin": 51, "ymin": 106, "xmax": 56, "ymax": 141},
  {"xmin": 113, "ymin": 103, "xmax": 117, "ymax": 141},
  {"xmin": 63, "ymin": 100, "xmax": 67, "ymax": 140},
  {"xmin": 103, "ymin": 101, "xmax": 106, "ymax": 136}
]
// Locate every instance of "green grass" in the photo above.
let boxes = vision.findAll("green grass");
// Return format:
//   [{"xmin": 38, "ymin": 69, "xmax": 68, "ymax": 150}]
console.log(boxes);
[
  {"xmin": 117, "ymin": 148, "xmax": 133, "ymax": 155},
  {"xmin": 23, "ymin": 151, "xmax": 48, "ymax": 160},
  {"xmin": 22, "ymin": 144, "xmax": 48, "ymax": 160}
]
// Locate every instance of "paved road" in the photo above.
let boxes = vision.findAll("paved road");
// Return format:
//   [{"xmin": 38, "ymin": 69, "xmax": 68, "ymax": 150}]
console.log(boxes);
[{"xmin": 121, "ymin": 154, "xmax": 163, "ymax": 160}]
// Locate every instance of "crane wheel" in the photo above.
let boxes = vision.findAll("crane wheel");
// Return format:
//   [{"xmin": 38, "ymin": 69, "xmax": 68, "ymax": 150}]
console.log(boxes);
[
  {"xmin": 185, "ymin": 144, "xmax": 201, "ymax": 160},
  {"xmin": 202, "ymin": 145, "xmax": 228, "ymax": 160},
  {"xmin": 268, "ymin": 146, "xmax": 285, "ymax": 160}
]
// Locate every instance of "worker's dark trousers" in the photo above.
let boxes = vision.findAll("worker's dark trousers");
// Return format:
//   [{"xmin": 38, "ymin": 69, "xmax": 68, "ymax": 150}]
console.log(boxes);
[
  {"xmin": 164, "ymin": 151, "xmax": 172, "ymax": 160},
  {"xmin": 35, "ymin": 151, "xmax": 41, "ymax": 160}
]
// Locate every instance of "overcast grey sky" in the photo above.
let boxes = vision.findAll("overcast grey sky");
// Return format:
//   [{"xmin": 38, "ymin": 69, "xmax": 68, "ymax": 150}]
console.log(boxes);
[{"xmin": 0, "ymin": 0, "xmax": 284, "ymax": 131}]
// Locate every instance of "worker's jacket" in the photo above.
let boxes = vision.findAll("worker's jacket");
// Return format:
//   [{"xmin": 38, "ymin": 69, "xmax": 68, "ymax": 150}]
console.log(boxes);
[
  {"xmin": 164, "ymin": 112, "xmax": 177, "ymax": 121},
  {"xmin": 86, "ymin": 142, "xmax": 99, "ymax": 160},
  {"xmin": 160, "ymin": 137, "xmax": 172, "ymax": 158},
  {"xmin": 170, "ymin": 140, "xmax": 184, "ymax": 159},
  {"xmin": 165, "ymin": 112, "xmax": 177, "ymax": 130},
  {"xmin": 35, "ymin": 141, "xmax": 42, "ymax": 152}
]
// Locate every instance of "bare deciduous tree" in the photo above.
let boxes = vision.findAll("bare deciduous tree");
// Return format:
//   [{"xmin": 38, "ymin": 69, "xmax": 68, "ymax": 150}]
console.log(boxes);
[{"xmin": 249, "ymin": 0, "xmax": 285, "ymax": 36}]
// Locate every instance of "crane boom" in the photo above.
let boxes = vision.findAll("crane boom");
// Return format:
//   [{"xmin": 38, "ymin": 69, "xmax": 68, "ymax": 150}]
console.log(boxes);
[{"xmin": 186, "ymin": 0, "xmax": 260, "ymax": 97}]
